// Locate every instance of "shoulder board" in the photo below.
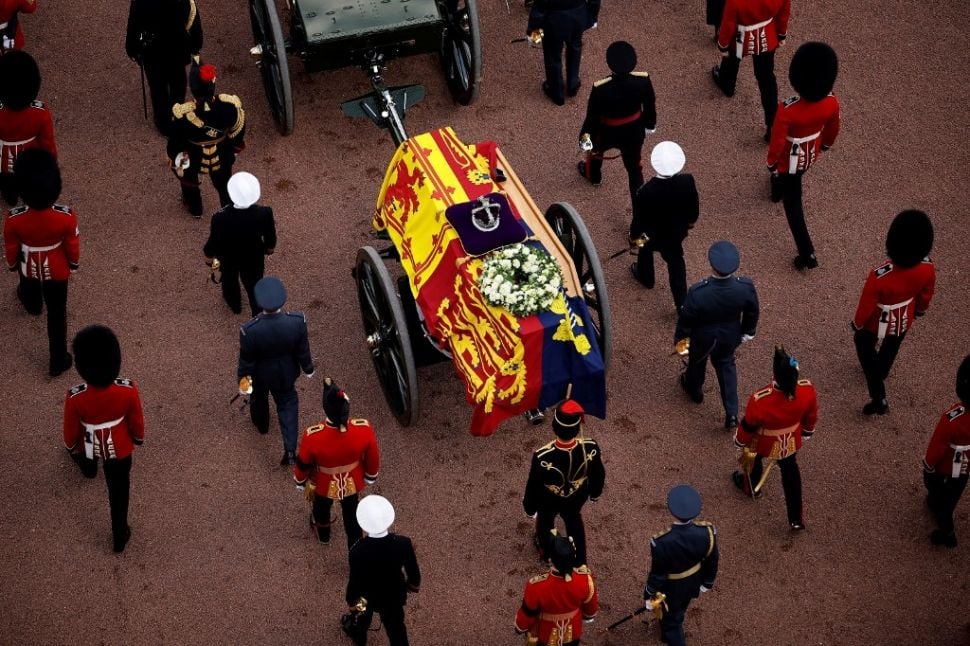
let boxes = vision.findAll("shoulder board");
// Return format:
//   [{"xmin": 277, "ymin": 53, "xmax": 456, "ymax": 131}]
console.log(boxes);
[
  {"xmin": 692, "ymin": 279, "xmax": 710, "ymax": 290},
  {"xmin": 753, "ymin": 386, "xmax": 774, "ymax": 401},
  {"xmin": 52, "ymin": 204, "xmax": 71, "ymax": 214},
  {"xmin": 735, "ymin": 275, "xmax": 754, "ymax": 285},
  {"xmin": 631, "ymin": 71, "xmax": 649, "ymax": 78},
  {"xmin": 68, "ymin": 383, "xmax": 87, "ymax": 397},
  {"xmin": 875, "ymin": 261, "xmax": 893, "ymax": 277},
  {"xmin": 651, "ymin": 527, "xmax": 671, "ymax": 541},
  {"xmin": 30, "ymin": 100, "xmax": 46, "ymax": 109},
  {"xmin": 114, "ymin": 378, "xmax": 134, "ymax": 387},
  {"xmin": 219, "ymin": 94, "xmax": 242, "ymax": 108},
  {"xmin": 593, "ymin": 76, "xmax": 612, "ymax": 87},
  {"xmin": 574, "ymin": 564, "xmax": 591, "ymax": 575},
  {"xmin": 529, "ymin": 573, "xmax": 549, "ymax": 584},
  {"xmin": 947, "ymin": 405, "xmax": 966, "ymax": 422},
  {"xmin": 783, "ymin": 95, "xmax": 800, "ymax": 107},
  {"xmin": 285, "ymin": 311, "xmax": 306, "ymax": 321},
  {"xmin": 694, "ymin": 520, "xmax": 713, "ymax": 527},
  {"xmin": 305, "ymin": 423, "xmax": 325, "ymax": 436},
  {"xmin": 172, "ymin": 101, "xmax": 196, "ymax": 119},
  {"xmin": 9, "ymin": 205, "xmax": 29, "ymax": 217},
  {"xmin": 240, "ymin": 317, "xmax": 260, "ymax": 335},
  {"xmin": 797, "ymin": 378, "xmax": 812, "ymax": 387},
  {"xmin": 349, "ymin": 419, "xmax": 369, "ymax": 426}
]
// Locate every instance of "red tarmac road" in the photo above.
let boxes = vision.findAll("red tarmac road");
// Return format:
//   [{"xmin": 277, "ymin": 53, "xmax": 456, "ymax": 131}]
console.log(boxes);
[{"xmin": 1, "ymin": 1, "xmax": 969, "ymax": 644}]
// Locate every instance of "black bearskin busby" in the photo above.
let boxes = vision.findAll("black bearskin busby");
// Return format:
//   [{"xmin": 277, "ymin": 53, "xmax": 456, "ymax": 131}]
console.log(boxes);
[
  {"xmin": 552, "ymin": 400, "xmax": 584, "ymax": 440},
  {"xmin": 323, "ymin": 377, "xmax": 351, "ymax": 428},
  {"xmin": 72, "ymin": 325, "xmax": 122, "ymax": 388},
  {"xmin": 549, "ymin": 532, "xmax": 577, "ymax": 577},
  {"xmin": 789, "ymin": 42, "xmax": 838, "ymax": 102},
  {"xmin": 886, "ymin": 209, "xmax": 933, "ymax": 268},
  {"xmin": 189, "ymin": 61, "xmax": 217, "ymax": 101},
  {"xmin": 957, "ymin": 355, "xmax": 970, "ymax": 406},
  {"xmin": 0, "ymin": 50, "xmax": 41, "ymax": 111},
  {"xmin": 14, "ymin": 148, "xmax": 61, "ymax": 210},
  {"xmin": 773, "ymin": 346, "xmax": 800, "ymax": 398},
  {"xmin": 606, "ymin": 41, "xmax": 637, "ymax": 76}
]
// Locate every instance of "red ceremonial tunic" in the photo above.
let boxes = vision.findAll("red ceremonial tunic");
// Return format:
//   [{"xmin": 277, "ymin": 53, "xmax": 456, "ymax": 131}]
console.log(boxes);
[
  {"xmin": 63, "ymin": 379, "xmax": 145, "ymax": 461},
  {"xmin": 4, "ymin": 203, "xmax": 79, "ymax": 280},
  {"xmin": 0, "ymin": 0, "xmax": 36, "ymax": 51},
  {"xmin": 515, "ymin": 567, "xmax": 598, "ymax": 646},
  {"xmin": 0, "ymin": 100, "xmax": 57, "ymax": 173},
  {"xmin": 718, "ymin": 0, "xmax": 790, "ymax": 57},
  {"xmin": 735, "ymin": 380, "xmax": 818, "ymax": 459},
  {"xmin": 852, "ymin": 258, "xmax": 935, "ymax": 338},
  {"xmin": 924, "ymin": 403, "xmax": 970, "ymax": 478},
  {"xmin": 766, "ymin": 95, "xmax": 841, "ymax": 174},
  {"xmin": 293, "ymin": 419, "xmax": 380, "ymax": 500}
]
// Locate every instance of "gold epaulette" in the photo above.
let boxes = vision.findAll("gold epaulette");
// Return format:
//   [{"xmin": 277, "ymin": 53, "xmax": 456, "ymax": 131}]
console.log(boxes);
[
  {"xmin": 186, "ymin": 0, "xmax": 198, "ymax": 30},
  {"xmin": 349, "ymin": 419, "xmax": 369, "ymax": 426},
  {"xmin": 753, "ymin": 386, "xmax": 773, "ymax": 401},
  {"xmin": 574, "ymin": 564, "xmax": 590, "ymax": 575},
  {"xmin": 631, "ymin": 71, "xmax": 650, "ymax": 78},
  {"xmin": 593, "ymin": 76, "xmax": 612, "ymax": 87},
  {"xmin": 529, "ymin": 573, "xmax": 549, "ymax": 584},
  {"xmin": 535, "ymin": 440, "xmax": 557, "ymax": 457},
  {"xmin": 651, "ymin": 527, "xmax": 671, "ymax": 540},
  {"xmin": 694, "ymin": 520, "xmax": 713, "ymax": 527},
  {"xmin": 797, "ymin": 378, "xmax": 812, "ymax": 386},
  {"xmin": 306, "ymin": 424, "xmax": 325, "ymax": 435},
  {"xmin": 219, "ymin": 94, "xmax": 242, "ymax": 108},
  {"xmin": 172, "ymin": 101, "xmax": 196, "ymax": 119}
]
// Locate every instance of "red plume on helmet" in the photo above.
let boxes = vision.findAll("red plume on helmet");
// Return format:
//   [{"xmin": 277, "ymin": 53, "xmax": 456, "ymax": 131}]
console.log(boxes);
[{"xmin": 189, "ymin": 61, "xmax": 217, "ymax": 101}]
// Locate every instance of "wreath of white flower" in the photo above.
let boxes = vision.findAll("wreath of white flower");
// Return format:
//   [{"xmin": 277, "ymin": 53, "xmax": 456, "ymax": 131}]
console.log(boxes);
[{"xmin": 479, "ymin": 243, "xmax": 563, "ymax": 317}]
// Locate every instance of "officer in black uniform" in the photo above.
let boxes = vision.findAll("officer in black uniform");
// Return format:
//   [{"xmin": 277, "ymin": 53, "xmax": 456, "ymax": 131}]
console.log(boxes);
[
  {"xmin": 644, "ymin": 484, "xmax": 719, "ymax": 646},
  {"xmin": 203, "ymin": 172, "xmax": 277, "ymax": 316},
  {"xmin": 126, "ymin": 0, "xmax": 203, "ymax": 136},
  {"xmin": 527, "ymin": 0, "xmax": 600, "ymax": 106},
  {"xmin": 523, "ymin": 399, "xmax": 605, "ymax": 567},
  {"xmin": 577, "ymin": 40, "xmax": 656, "ymax": 203},
  {"xmin": 675, "ymin": 241, "xmax": 759, "ymax": 429},
  {"xmin": 167, "ymin": 60, "xmax": 245, "ymax": 217},
  {"xmin": 237, "ymin": 276, "xmax": 315, "ymax": 465},
  {"xmin": 630, "ymin": 141, "xmax": 699, "ymax": 310}
]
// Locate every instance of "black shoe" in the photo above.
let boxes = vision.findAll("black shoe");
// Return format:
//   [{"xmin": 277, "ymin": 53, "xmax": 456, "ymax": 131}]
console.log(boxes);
[
  {"xmin": 541, "ymin": 81, "xmax": 565, "ymax": 106},
  {"xmin": 281, "ymin": 450, "xmax": 297, "ymax": 466},
  {"xmin": 862, "ymin": 399, "xmax": 889, "ymax": 416},
  {"xmin": 724, "ymin": 415, "xmax": 738, "ymax": 430},
  {"xmin": 311, "ymin": 515, "xmax": 331, "ymax": 545},
  {"xmin": 567, "ymin": 82, "xmax": 581, "ymax": 97},
  {"xmin": 930, "ymin": 529, "xmax": 957, "ymax": 548},
  {"xmin": 711, "ymin": 66, "xmax": 734, "ymax": 97},
  {"xmin": 576, "ymin": 161, "xmax": 601, "ymax": 186},
  {"xmin": 49, "ymin": 353, "xmax": 73, "ymax": 377},
  {"xmin": 113, "ymin": 526, "xmax": 132, "ymax": 553},
  {"xmin": 680, "ymin": 373, "xmax": 703, "ymax": 404},
  {"xmin": 793, "ymin": 254, "xmax": 818, "ymax": 270},
  {"xmin": 790, "ymin": 521, "xmax": 806, "ymax": 531}
]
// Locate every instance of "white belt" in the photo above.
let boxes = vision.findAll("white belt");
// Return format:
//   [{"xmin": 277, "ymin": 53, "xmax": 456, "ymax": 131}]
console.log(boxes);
[
  {"xmin": 786, "ymin": 133, "xmax": 821, "ymax": 145},
  {"xmin": 1, "ymin": 137, "xmax": 35, "ymax": 147},
  {"xmin": 22, "ymin": 242, "xmax": 61, "ymax": 253},
  {"xmin": 786, "ymin": 132, "xmax": 822, "ymax": 174},
  {"xmin": 736, "ymin": 18, "xmax": 773, "ymax": 57},
  {"xmin": 82, "ymin": 417, "xmax": 125, "ymax": 460},
  {"xmin": 951, "ymin": 444, "xmax": 970, "ymax": 478},
  {"xmin": 876, "ymin": 298, "xmax": 913, "ymax": 341}
]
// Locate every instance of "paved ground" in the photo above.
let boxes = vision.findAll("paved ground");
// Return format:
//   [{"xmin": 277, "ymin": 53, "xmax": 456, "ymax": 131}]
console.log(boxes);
[{"xmin": 1, "ymin": 0, "xmax": 969, "ymax": 644}]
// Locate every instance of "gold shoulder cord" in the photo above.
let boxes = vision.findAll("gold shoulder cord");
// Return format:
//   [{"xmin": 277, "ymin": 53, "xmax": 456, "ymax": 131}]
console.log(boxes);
[{"xmin": 185, "ymin": 0, "xmax": 198, "ymax": 31}]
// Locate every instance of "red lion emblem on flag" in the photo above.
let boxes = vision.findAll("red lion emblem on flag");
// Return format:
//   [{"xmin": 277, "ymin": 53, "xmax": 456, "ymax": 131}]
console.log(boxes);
[{"xmin": 382, "ymin": 159, "xmax": 424, "ymax": 220}]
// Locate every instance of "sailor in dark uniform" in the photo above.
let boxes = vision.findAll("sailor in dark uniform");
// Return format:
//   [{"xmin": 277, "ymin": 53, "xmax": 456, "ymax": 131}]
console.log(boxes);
[
  {"xmin": 644, "ymin": 484, "xmax": 719, "ymax": 646},
  {"xmin": 237, "ymin": 277, "xmax": 315, "ymax": 466},
  {"xmin": 675, "ymin": 241, "xmax": 759, "ymax": 429},
  {"xmin": 577, "ymin": 40, "xmax": 657, "ymax": 203}
]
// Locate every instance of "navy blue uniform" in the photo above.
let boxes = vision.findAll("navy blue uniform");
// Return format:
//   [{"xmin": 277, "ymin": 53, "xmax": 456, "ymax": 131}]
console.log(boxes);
[
  {"xmin": 237, "ymin": 310, "xmax": 314, "ymax": 452},
  {"xmin": 644, "ymin": 521, "xmax": 719, "ymax": 646},
  {"xmin": 675, "ymin": 275, "xmax": 759, "ymax": 419},
  {"xmin": 528, "ymin": 0, "xmax": 600, "ymax": 105},
  {"xmin": 203, "ymin": 204, "xmax": 277, "ymax": 316},
  {"xmin": 346, "ymin": 534, "xmax": 421, "ymax": 646}
]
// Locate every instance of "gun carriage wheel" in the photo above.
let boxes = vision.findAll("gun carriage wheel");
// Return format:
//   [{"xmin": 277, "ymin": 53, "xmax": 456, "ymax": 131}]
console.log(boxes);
[
  {"xmin": 249, "ymin": 0, "xmax": 294, "ymax": 134},
  {"xmin": 439, "ymin": 0, "xmax": 482, "ymax": 105}
]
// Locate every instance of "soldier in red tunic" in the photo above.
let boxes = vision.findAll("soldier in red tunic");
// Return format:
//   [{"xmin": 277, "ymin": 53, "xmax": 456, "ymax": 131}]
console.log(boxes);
[
  {"xmin": 0, "ymin": 0, "xmax": 35, "ymax": 52},
  {"xmin": 766, "ymin": 42, "xmax": 841, "ymax": 270},
  {"xmin": 515, "ymin": 532, "xmax": 599, "ymax": 646},
  {"xmin": 711, "ymin": 0, "xmax": 790, "ymax": 140},
  {"xmin": 63, "ymin": 326, "xmax": 146, "ymax": 553},
  {"xmin": 294, "ymin": 378, "xmax": 380, "ymax": 549},
  {"xmin": 922, "ymin": 355, "xmax": 970, "ymax": 548},
  {"xmin": 852, "ymin": 210, "xmax": 935, "ymax": 415},
  {"xmin": 3, "ymin": 149, "xmax": 77, "ymax": 376},
  {"xmin": 732, "ymin": 346, "xmax": 818, "ymax": 530},
  {"xmin": 0, "ymin": 50, "xmax": 57, "ymax": 206}
]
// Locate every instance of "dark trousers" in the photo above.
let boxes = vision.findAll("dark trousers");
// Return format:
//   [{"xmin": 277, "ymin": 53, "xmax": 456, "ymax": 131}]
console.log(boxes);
[
  {"xmin": 313, "ymin": 493, "xmax": 362, "ymax": 549},
  {"xmin": 659, "ymin": 601, "xmax": 689, "ymax": 646},
  {"xmin": 684, "ymin": 336, "xmax": 740, "ymax": 417},
  {"xmin": 541, "ymin": 8, "xmax": 586, "ymax": 102},
  {"xmin": 751, "ymin": 454, "xmax": 803, "ymax": 524},
  {"xmin": 220, "ymin": 261, "xmax": 264, "ymax": 316},
  {"xmin": 17, "ymin": 276, "xmax": 69, "ymax": 369},
  {"xmin": 635, "ymin": 240, "xmax": 687, "ymax": 309},
  {"xmin": 1, "ymin": 171, "xmax": 17, "ymax": 206},
  {"xmin": 536, "ymin": 507, "xmax": 588, "ymax": 565},
  {"xmin": 853, "ymin": 328, "xmax": 905, "ymax": 403},
  {"xmin": 250, "ymin": 384, "xmax": 299, "ymax": 452},
  {"xmin": 179, "ymin": 167, "xmax": 232, "ymax": 216},
  {"xmin": 360, "ymin": 605, "xmax": 409, "ymax": 646},
  {"xmin": 775, "ymin": 172, "xmax": 815, "ymax": 259},
  {"xmin": 143, "ymin": 58, "xmax": 187, "ymax": 135},
  {"xmin": 925, "ymin": 471, "xmax": 968, "ymax": 535},
  {"xmin": 73, "ymin": 454, "xmax": 132, "ymax": 546},
  {"xmin": 716, "ymin": 50, "xmax": 778, "ymax": 128},
  {"xmin": 587, "ymin": 141, "xmax": 645, "ymax": 203}
]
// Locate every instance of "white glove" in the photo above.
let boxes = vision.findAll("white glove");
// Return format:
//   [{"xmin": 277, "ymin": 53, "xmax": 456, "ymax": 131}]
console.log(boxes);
[
  {"xmin": 644, "ymin": 599, "xmax": 654, "ymax": 610},
  {"xmin": 741, "ymin": 334, "xmax": 755, "ymax": 344},
  {"xmin": 700, "ymin": 585, "xmax": 710, "ymax": 593},
  {"xmin": 645, "ymin": 128, "xmax": 656, "ymax": 135},
  {"xmin": 590, "ymin": 22, "xmax": 598, "ymax": 29},
  {"xmin": 295, "ymin": 483, "xmax": 306, "ymax": 492}
]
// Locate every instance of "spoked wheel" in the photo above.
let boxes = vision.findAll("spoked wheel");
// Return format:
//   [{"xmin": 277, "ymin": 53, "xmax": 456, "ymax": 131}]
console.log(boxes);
[
  {"xmin": 249, "ymin": 0, "xmax": 294, "ymax": 135},
  {"xmin": 439, "ymin": 0, "xmax": 482, "ymax": 105},
  {"xmin": 354, "ymin": 247, "xmax": 419, "ymax": 426},
  {"xmin": 545, "ymin": 202, "xmax": 613, "ymax": 372}
]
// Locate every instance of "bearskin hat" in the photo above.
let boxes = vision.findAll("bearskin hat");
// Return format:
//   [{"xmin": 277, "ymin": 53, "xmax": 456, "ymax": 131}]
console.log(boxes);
[
  {"xmin": 606, "ymin": 41, "xmax": 637, "ymax": 75},
  {"xmin": 72, "ymin": 325, "xmax": 122, "ymax": 388},
  {"xmin": 789, "ymin": 42, "xmax": 838, "ymax": 102},
  {"xmin": 189, "ymin": 62, "xmax": 217, "ymax": 101},
  {"xmin": 957, "ymin": 355, "xmax": 970, "ymax": 406},
  {"xmin": 14, "ymin": 149, "xmax": 61, "ymax": 210},
  {"xmin": 0, "ymin": 50, "xmax": 41, "ymax": 110},
  {"xmin": 549, "ymin": 532, "xmax": 577, "ymax": 574},
  {"xmin": 886, "ymin": 209, "xmax": 933, "ymax": 267},
  {"xmin": 552, "ymin": 400, "xmax": 584, "ymax": 440},
  {"xmin": 322, "ymin": 377, "xmax": 351, "ymax": 427},
  {"xmin": 773, "ymin": 346, "xmax": 800, "ymax": 398}
]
